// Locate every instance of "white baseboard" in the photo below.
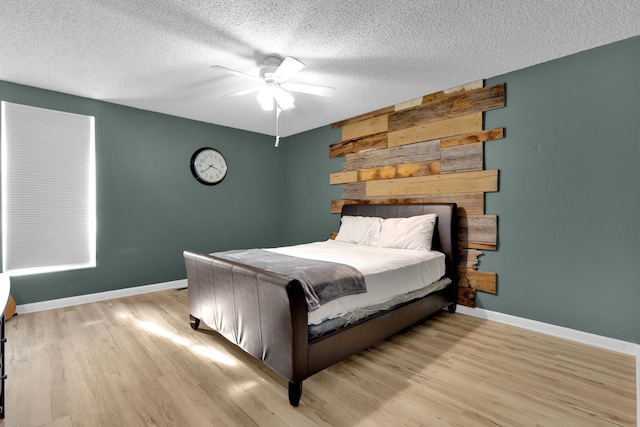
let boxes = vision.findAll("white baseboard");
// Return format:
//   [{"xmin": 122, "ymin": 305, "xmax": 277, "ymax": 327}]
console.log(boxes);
[
  {"xmin": 457, "ymin": 305, "xmax": 639, "ymax": 355},
  {"xmin": 457, "ymin": 306, "xmax": 639, "ymax": 427},
  {"xmin": 15, "ymin": 278, "xmax": 187, "ymax": 314}
]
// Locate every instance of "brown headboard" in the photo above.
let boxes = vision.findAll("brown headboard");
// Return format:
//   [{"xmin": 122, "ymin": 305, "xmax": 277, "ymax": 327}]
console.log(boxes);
[{"xmin": 341, "ymin": 203, "xmax": 458, "ymax": 286}]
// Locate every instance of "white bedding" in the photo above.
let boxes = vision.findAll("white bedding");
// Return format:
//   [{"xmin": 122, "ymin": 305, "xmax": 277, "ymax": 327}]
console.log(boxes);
[{"xmin": 267, "ymin": 240, "xmax": 446, "ymax": 325}]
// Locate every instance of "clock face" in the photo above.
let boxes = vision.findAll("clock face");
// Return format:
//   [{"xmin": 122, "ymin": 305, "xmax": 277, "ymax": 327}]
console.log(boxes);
[{"xmin": 190, "ymin": 147, "xmax": 228, "ymax": 185}]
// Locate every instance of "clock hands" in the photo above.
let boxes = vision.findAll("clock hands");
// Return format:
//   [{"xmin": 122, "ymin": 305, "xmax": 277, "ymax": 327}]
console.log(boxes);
[{"xmin": 200, "ymin": 164, "xmax": 223, "ymax": 173}]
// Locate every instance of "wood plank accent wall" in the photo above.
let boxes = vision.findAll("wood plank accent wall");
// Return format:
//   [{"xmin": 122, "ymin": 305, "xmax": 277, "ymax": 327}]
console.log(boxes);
[{"xmin": 329, "ymin": 80, "xmax": 506, "ymax": 307}]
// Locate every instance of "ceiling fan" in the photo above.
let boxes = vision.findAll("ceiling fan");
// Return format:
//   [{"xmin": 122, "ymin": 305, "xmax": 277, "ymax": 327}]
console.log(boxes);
[{"xmin": 211, "ymin": 56, "xmax": 335, "ymax": 111}]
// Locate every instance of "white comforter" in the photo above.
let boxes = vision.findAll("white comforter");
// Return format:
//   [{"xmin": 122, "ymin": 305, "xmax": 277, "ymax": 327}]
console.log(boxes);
[{"xmin": 267, "ymin": 240, "xmax": 446, "ymax": 325}]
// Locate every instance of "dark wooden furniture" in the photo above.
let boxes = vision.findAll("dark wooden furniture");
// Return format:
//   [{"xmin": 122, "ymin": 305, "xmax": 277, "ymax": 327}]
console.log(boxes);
[
  {"xmin": 0, "ymin": 274, "xmax": 11, "ymax": 419},
  {"xmin": 184, "ymin": 203, "xmax": 458, "ymax": 406}
]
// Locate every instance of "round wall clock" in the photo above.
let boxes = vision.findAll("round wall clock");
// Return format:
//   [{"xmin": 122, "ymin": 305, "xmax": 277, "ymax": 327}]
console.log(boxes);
[{"xmin": 190, "ymin": 147, "xmax": 228, "ymax": 185}]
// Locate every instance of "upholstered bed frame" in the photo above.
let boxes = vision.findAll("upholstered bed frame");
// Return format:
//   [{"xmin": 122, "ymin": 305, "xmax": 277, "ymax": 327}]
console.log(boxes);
[{"xmin": 183, "ymin": 203, "xmax": 458, "ymax": 406}]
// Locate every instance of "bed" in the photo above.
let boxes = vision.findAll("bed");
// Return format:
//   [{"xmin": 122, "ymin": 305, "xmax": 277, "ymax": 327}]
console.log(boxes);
[{"xmin": 183, "ymin": 203, "xmax": 458, "ymax": 406}]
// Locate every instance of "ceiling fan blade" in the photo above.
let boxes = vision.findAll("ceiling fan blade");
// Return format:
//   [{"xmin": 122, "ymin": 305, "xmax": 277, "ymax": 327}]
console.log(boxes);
[
  {"xmin": 282, "ymin": 82, "xmax": 335, "ymax": 97},
  {"xmin": 224, "ymin": 86, "xmax": 262, "ymax": 98},
  {"xmin": 210, "ymin": 65, "xmax": 262, "ymax": 82},
  {"xmin": 274, "ymin": 57, "xmax": 305, "ymax": 80},
  {"xmin": 277, "ymin": 101, "xmax": 296, "ymax": 111}
]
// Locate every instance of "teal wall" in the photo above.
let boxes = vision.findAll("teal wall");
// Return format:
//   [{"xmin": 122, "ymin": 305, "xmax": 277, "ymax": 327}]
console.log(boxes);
[
  {"xmin": 0, "ymin": 80, "xmax": 285, "ymax": 304},
  {"xmin": 280, "ymin": 37, "xmax": 640, "ymax": 344},
  {"xmin": 280, "ymin": 125, "xmax": 343, "ymax": 245},
  {"xmin": 481, "ymin": 36, "xmax": 640, "ymax": 343}
]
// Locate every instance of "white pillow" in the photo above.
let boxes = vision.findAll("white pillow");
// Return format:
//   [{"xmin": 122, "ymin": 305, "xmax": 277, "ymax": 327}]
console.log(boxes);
[
  {"xmin": 335, "ymin": 216, "xmax": 382, "ymax": 246},
  {"xmin": 379, "ymin": 214, "xmax": 437, "ymax": 251}
]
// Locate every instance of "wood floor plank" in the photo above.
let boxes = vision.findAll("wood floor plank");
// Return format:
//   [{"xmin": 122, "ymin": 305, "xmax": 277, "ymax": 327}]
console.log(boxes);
[{"xmin": 3, "ymin": 289, "xmax": 636, "ymax": 427}]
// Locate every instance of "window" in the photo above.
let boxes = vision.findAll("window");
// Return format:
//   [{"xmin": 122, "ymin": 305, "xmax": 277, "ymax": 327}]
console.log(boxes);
[{"xmin": 1, "ymin": 101, "xmax": 96, "ymax": 276}]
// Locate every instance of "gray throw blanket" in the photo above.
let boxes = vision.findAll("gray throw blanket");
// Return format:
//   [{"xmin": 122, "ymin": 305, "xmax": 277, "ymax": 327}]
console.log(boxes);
[{"xmin": 213, "ymin": 249, "xmax": 366, "ymax": 312}]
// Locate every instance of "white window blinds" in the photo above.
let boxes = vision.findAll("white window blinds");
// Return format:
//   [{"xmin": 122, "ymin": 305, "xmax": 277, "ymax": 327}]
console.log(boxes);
[{"xmin": 1, "ymin": 101, "xmax": 96, "ymax": 276}]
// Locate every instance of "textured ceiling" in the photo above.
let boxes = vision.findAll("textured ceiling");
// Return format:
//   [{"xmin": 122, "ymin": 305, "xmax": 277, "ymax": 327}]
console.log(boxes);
[{"xmin": 0, "ymin": 1, "xmax": 638, "ymax": 137}]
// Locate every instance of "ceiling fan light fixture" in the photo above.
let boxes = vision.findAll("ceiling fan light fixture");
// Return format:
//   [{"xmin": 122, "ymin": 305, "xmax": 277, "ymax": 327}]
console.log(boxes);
[
  {"xmin": 272, "ymin": 86, "xmax": 295, "ymax": 110},
  {"xmin": 257, "ymin": 87, "xmax": 274, "ymax": 111}
]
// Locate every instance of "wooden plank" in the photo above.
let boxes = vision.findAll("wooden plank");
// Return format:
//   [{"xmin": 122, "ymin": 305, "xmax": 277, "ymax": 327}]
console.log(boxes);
[
  {"xmin": 417, "ymin": 81, "xmax": 484, "ymax": 105},
  {"xmin": 330, "ymin": 192, "xmax": 484, "ymax": 215},
  {"xmin": 459, "ymin": 268, "xmax": 497, "ymax": 294},
  {"xmin": 331, "ymin": 80, "xmax": 482, "ymax": 129},
  {"xmin": 365, "ymin": 170, "xmax": 498, "ymax": 197},
  {"xmin": 457, "ymin": 287, "xmax": 476, "ymax": 307},
  {"xmin": 459, "ymin": 249, "xmax": 484, "ymax": 269},
  {"xmin": 396, "ymin": 161, "xmax": 441, "ymax": 178},
  {"xmin": 330, "ymin": 171, "xmax": 358, "ymax": 184},
  {"xmin": 467, "ymin": 270, "xmax": 497, "ymax": 294},
  {"xmin": 458, "ymin": 215, "xmax": 497, "ymax": 250},
  {"xmin": 414, "ymin": 81, "xmax": 484, "ymax": 107},
  {"xmin": 343, "ymin": 139, "xmax": 440, "ymax": 171},
  {"xmin": 394, "ymin": 97, "xmax": 423, "ymax": 112},
  {"xmin": 329, "ymin": 132, "xmax": 388, "ymax": 158},
  {"xmin": 388, "ymin": 113, "xmax": 483, "ymax": 148},
  {"xmin": 329, "ymin": 232, "xmax": 338, "ymax": 240},
  {"xmin": 331, "ymin": 199, "xmax": 350, "ymax": 213},
  {"xmin": 442, "ymin": 80, "xmax": 483, "ymax": 94},
  {"xmin": 388, "ymin": 83, "xmax": 505, "ymax": 133},
  {"xmin": 458, "ymin": 268, "xmax": 469, "ymax": 288},
  {"xmin": 358, "ymin": 161, "xmax": 440, "ymax": 182},
  {"xmin": 342, "ymin": 115, "xmax": 388, "ymax": 141},
  {"xmin": 342, "ymin": 182, "xmax": 366, "ymax": 199},
  {"xmin": 463, "ymin": 243, "xmax": 498, "ymax": 250},
  {"xmin": 440, "ymin": 128, "xmax": 504, "ymax": 148},
  {"xmin": 441, "ymin": 142, "xmax": 483, "ymax": 174},
  {"xmin": 450, "ymin": 192, "xmax": 485, "ymax": 216},
  {"xmin": 331, "ymin": 105, "xmax": 395, "ymax": 129}
]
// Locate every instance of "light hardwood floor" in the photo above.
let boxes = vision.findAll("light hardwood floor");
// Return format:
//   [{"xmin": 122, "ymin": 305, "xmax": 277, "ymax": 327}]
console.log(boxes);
[{"xmin": 3, "ymin": 289, "xmax": 636, "ymax": 426}]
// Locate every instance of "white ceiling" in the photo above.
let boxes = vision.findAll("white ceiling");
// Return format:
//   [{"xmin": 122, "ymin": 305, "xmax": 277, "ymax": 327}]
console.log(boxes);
[{"xmin": 1, "ymin": 1, "xmax": 638, "ymax": 137}]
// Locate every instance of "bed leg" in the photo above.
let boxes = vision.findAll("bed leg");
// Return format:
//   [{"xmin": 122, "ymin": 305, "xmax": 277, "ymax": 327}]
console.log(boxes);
[
  {"xmin": 190, "ymin": 314, "xmax": 200, "ymax": 330},
  {"xmin": 288, "ymin": 380, "xmax": 302, "ymax": 407},
  {"xmin": 447, "ymin": 303, "xmax": 457, "ymax": 313}
]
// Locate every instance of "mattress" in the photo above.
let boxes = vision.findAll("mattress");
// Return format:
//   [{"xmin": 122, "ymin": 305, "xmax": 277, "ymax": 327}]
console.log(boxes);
[
  {"xmin": 308, "ymin": 276, "xmax": 451, "ymax": 339},
  {"xmin": 267, "ymin": 240, "xmax": 446, "ymax": 326}
]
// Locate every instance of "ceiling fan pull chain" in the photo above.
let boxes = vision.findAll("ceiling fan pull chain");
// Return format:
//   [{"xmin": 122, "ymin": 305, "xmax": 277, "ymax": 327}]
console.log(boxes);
[{"xmin": 275, "ymin": 106, "xmax": 282, "ymax": 147}]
